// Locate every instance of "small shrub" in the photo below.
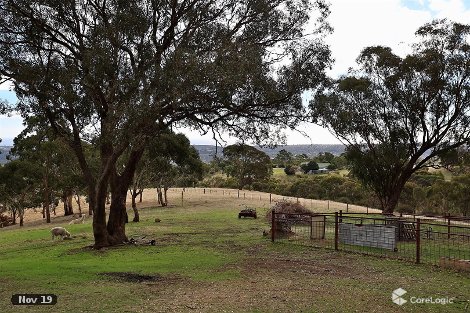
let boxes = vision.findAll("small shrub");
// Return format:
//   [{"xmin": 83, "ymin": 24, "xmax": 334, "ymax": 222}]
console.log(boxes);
[
  {"xmin": 0, "ymin": 213, "xmax": 14, "ymax": 228},
  {"xmin": 284, "ymin": 165, "xmax": 296, "ymax": 176}
]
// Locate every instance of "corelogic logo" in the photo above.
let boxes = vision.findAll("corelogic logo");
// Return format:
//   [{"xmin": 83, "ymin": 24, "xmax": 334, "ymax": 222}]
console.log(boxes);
[
  {"xmin": 392, "ymin": 288, "xmax": 408, "ymax": 306},
  {"xmin": 391, "ymin": 288, "xmax": 455, "ymax": 306}
]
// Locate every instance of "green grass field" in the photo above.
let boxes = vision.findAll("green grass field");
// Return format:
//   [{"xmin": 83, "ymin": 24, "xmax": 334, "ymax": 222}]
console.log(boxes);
[{"xmin": 0, "ymin": 191, "xmax": 469, "ymax": 312}]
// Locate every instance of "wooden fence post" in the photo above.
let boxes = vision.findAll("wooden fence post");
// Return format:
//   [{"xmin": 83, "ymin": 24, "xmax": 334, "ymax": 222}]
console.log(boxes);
[
  {"xmin": 447, "ymin": 216, "xmax": 451, "ymax": 239},
  {"xmin": 269, "ymin": 193, "xmax": 272, "ymax": 203},
  {"xmin": 416, "ymin": 218, "xmax": 421, "ymax": 264},
  {"xmin": 271, "ymin": 210, "xmax": 276, "ymax": 243},
  {"xmin": 310, "ymin": 215, "xmax": 313, "ymax": 240},
  {"xmin": 335, "ymin": 212, "xmax": 339, "ymax": 251}
]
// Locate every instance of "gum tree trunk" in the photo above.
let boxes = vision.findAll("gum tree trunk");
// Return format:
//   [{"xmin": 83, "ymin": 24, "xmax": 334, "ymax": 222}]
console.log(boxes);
[
  {"xmin": 381, "ymin": 174, "xmax": 410, "ymax": 215},
  {"xmin": 131, "ymin": 191, "xmax": 140, "ymax": 222},
  {"xmin": 63, "ymin": 190, "xmax": 74, "ymax": 216},
  {"xmin": 106, "ymin": 185, "xmax": 128, "ymax": 245},
  {"xmin": 95, "ymin": 148, "xmax": 144, "ymax": 247},
  {"xmin": 92, "ymin": 178, "xmax": 110, "ymax": 248}
]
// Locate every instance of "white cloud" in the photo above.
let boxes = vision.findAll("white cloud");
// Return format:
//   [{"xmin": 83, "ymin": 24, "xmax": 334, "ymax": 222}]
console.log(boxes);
[
  {"xmin": 0, "ymin": 81, "xmax": 13, "ymax": 91},
  {"xmin": 0, "ymin": 115, "xmax": 23, "ymax": 140},
  {"xmin": 326, "ymin": 0, "xmax": 432, "ymax": 77},
  {"xmin": 179, "ymin": 122, "xmax": 342, "ymax": 146},
  {"xmin": 428, "ymin": 0, "xmax": 470, "ymax": 21}
]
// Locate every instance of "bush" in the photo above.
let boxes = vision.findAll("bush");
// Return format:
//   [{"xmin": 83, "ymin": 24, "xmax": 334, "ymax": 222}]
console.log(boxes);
[
  {"xmin": 0, "ymin": 213, "xmax": 14, "ymax": 227},
  {"xmin": 284, "ymin": 165, "xmax": 296, "ymax": 176},
  {"xmin": 265, "ymin": 200, "xmax": 312, "ymax": 221},
  {"xmin": 199, "ymin": 175, "xmax": 238, "ymax": 189},
  {"xmin": 266, "ymin": 201, "xmax": 312, "ymax": 236},
  {"xmin": 300, "ymin": 160, "xmax": 319, "ymax": 173}
]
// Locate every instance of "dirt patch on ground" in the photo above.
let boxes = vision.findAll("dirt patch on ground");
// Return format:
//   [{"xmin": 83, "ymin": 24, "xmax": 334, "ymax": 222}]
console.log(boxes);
[
  {"xmin": 98, "ymin": 272, "xmax": 163, "ymax": 283},
  {"xmin": 134, "ymin": 249, "xmax": 394, "ymax": 313}
]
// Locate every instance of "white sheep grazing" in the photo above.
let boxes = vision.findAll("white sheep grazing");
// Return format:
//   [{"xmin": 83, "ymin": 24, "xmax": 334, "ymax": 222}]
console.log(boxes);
[
  {"xmin": 68, "ymin": 215, "xmax": 85, "ymax": 225},
  {"xmin": 51, "ymin": 227, "xmax": 71, "ymax": 240}
]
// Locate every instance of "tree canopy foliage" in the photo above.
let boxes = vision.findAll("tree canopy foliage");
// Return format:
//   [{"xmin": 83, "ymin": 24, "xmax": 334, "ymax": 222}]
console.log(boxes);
[
  {"xmin": 222, "ymin": 143, "xmax": 272, "ymax": 189},
  {"xmin": 0, "ymin": 159, "xmax": 42, "ymax": 226},
  {"xmin": 129, "ymin": 132, "xmax": 203, "ymax": 221},
  {"xmin": 274, "ymin": 149, "xmax": 294, "ymax": 167},
  {"xmin": 300, "ymin": 160, "xmax": 319, "ymax": 173},
  {"xmin": 0, "ymin": 0, "xmax": 332, "ymax": 247},
  {"xmin": 10, "ymin": 118, "xmax": 87, "ymax": 221},
  {"xmin": 311, "ymin": 19, "xmax": 470, "ymax": 213}
]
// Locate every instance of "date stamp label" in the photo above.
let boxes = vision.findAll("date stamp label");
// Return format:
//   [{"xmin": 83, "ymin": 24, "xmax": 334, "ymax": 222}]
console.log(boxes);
[{"xmin": 11, "ymin": 294, "xmax": 57, "ymax": 305}]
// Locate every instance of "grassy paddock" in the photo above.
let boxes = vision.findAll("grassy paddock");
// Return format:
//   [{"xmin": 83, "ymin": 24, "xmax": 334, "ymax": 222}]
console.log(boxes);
[{"xmin": 0, "ymin": 189, "xmax": 469, "ymax": 312}]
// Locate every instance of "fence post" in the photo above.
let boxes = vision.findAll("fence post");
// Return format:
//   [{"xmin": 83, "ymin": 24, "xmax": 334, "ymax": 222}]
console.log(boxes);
[
  {"xmin": 310, "ymin": 215, "xmax": 313, "ymax": 240},
  {"xmin": 238, "ymin": 190, "xmax": 240, "ymax": 198},
  {"xmin": 335, "ymin": 212, "xmax": 339, "ymax": 251},
  {"xmin": 271, "ymin": 210, "xmax": 276, "ymax": 243},
  {"xmin": 339, "ymin": 210, "xmax": 343, "ymax": 223},
  {"xmin": 416, "ymin": 218, "xmax": 421, "ymax": 264},
  {"xmin": 346, "ymin": 203, "xmax": 349, "ymax": 212},
  {"xmin": 447, "ymin": 216, "xmax": 451, "ymax": 239},
  {"xmin": 269, "ymin": 193, "xmax": 272, "ymax": 203},
  {"xmin": 181, "ymin": 191, "xmax": 184, "ymax": 207}
]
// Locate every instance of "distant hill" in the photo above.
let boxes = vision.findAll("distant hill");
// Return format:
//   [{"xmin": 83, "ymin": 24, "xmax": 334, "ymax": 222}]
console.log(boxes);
[
  {"xmin": 1, "ymin": 144, "xmax": 346, "ymax": 164},
  {"xmin": 0, "ymin": 146, "xmax": 11, "ymax": 164},
  {"xmin": 193, "ymin": 144, "xmax": 345, "ymax": 163}
]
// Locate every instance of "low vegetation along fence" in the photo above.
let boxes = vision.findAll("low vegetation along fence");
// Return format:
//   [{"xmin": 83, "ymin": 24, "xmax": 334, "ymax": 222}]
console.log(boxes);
[{"xmin": 271, "ymin": 212, "xmax": 470, "ymax": 270}]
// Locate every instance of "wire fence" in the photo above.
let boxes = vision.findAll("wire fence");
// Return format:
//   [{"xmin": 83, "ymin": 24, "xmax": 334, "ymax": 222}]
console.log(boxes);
[
  {"xmin": 169, "ymin": 187, "xmax": 382, "ymax": 214},
  {"xmin": 166, "ymin": 187, "xmax": 470, "ymax": 269},
  {"xmin": 271, "ymin": 212, "xmax": 470, "ymax": 270}
]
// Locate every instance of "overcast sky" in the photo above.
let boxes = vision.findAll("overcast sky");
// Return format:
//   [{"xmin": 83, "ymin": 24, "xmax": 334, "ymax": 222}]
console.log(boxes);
[{"xmin": 1, "ymin": 0, "xmax": 470, "ymax": 146}]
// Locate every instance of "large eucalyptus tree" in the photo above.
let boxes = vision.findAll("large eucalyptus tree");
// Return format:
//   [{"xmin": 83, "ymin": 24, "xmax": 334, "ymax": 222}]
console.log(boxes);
[
  {"xmin": 0, "ymin": 0, "xmax": 332, "ymax": 247},
  {"xmin": 311, "ymin": 20, "xmax": 470, "ymax": 213}
]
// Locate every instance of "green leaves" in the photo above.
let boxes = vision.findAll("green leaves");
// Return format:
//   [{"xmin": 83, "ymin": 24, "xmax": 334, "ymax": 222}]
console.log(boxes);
[
  {"xmin": 310, "ymin": 19, "xmax": 470, "ymax": 213},
  {"xmin": 222, "ymin": 143, "xmax": 272, "ymax": 189}
]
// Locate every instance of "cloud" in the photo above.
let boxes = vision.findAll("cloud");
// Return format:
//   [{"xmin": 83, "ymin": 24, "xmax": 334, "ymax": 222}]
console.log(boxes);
[
  {"xmin": 0, "ymin": 81, "xmax": 13, "ymax": 91},
  {"xmin": 326, "ymin": 0, "xmax": 432, "ymax": 77},
  {"xmin": 0, "ymin": 115, "xmax": 23, "ymax": 140},
  {"xmin": 427, "ymin": 0, "xmax": 470, "ymax": 21}
]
